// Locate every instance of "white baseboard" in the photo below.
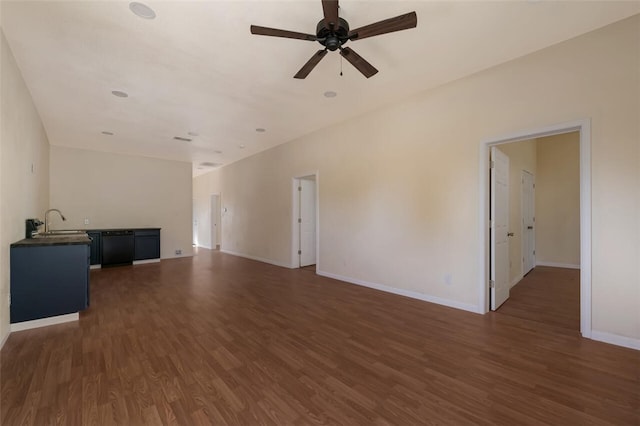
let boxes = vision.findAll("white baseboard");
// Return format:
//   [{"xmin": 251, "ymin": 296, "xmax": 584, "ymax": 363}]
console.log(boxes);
[
  {"xmin": 220, "ymin": 249, "xmax": 293, "ymax": 269},
  {"xmin": 10, "ymin": 313, "xmax": 79, "ymax": 332},
  {"xmin": 317, "ymin": 270, "xmax": 481, "ymax": 314},
  {"xmin": 162, "ymin": 253, "xmax": 193, "ymax": 259},
  {"xmin": 91, "ymin": 258, "xmax": 161, "ymax": 268},
  {"xmin": 510, "ymin": 274, "xmax": 524, "ymax": 289},
  {"xmin": 536, "ymin": 261, "xmax": 580, "ymax": 269},
  {"xmin": 0, "ymin": 330, "xmax": 9, "ymax": 351},
  {"xmin": 133, "ymin": 258, "xmax": 161, "ymax": 265},
  {"xmin": 591, "ymin": 330, "xmax": 640, "ymax": 351}
]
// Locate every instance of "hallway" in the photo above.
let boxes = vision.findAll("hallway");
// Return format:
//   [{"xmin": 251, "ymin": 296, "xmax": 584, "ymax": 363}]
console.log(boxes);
[{"xmin": 495, "ymin": 266, "xmax": 580, "ymax": 333}]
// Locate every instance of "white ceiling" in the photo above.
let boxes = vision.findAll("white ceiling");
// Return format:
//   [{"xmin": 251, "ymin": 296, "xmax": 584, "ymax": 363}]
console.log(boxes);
[{"xmin": 2, "ymin": 1, "xmax": 639, "ymax": 176}]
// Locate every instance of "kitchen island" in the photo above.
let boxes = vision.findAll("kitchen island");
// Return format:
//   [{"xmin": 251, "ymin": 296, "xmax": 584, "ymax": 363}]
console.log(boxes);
[{"xmin": 10, "ymin": 234, "xmax": 91, "ymax": 330}]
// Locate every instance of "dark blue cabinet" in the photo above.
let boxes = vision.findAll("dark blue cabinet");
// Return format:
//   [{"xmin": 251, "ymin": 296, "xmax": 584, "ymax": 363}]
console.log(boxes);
[
  {"xmin": 87, "ymin": 231, "xmax": 102, "ymax": 265},
  {"xmin": 134, "ymin": 229, "xmax": 161, "ymax": 260},
  {"xmin": 10, "ymin": 242, "xmax": 90, "ymax": 323},
  {"xmin": 90, "ymin": 228, "xmax": 160, "ymax": 265}
]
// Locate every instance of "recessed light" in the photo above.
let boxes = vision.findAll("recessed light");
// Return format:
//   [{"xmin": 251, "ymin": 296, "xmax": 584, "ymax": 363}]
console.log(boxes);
[
  {"xmin": 111, "ymin": 90, "xmax": 128, "ymax": 98},
  {"xmin": 213, "ymin": 150, "xmax": 223, "ymax": 154},
  {"xmin": 239, "ymin": 144, "xmax": 245, "ymax": 149},
  {"xmin": 129, "ymin": 2, "xmax": 156, "ymax": 19},
  {"xmin": 101, "ymin": 131, "xmax": 114, "ymax": 136},
  {"xmin": 255, "ymin": 128, "xmax": 266, "ymax": 133},
  {"xmin": 324, "ymin": 91, "xmax": 337, "ymax": 98}
]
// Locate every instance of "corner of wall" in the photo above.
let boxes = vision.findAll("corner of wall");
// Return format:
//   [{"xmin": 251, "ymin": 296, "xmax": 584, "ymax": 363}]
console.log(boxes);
[
  {"xmin": 1, "ymin": 30, "xmax": 51, "ymax": 347},
  {"xmin": 591, "ymin": 330, "xmax": 640, "ymax": 351},
  {"xmin": 0, "ymin": 330, "xmax": 9, "ymax": 351}
]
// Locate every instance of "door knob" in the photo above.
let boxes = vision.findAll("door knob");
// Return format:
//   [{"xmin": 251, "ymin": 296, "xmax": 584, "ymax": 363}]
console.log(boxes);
[
  {"xmin": 507, "ymin": 232, "xmax": 514, "ymax": 237},
  {"xmin": 527, "ymin": 226, "xmax": 533, "ymax": 229}
]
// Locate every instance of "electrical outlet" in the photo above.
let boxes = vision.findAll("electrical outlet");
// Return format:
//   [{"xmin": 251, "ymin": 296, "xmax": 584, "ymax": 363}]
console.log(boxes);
[
  {"xmin": 175, "ymin": 249, "xmax": 182, "ymax": 256},
  {"xmin": 7, "ymin": 294, "xmax": 10, "ymax": 307},
  {"xmin": 444, "ymin": 274, "xmax": 452, "ymax": 286},
  {"xmin": 84, "ymin": 218, "xmax": 90, "ymax": 225}
]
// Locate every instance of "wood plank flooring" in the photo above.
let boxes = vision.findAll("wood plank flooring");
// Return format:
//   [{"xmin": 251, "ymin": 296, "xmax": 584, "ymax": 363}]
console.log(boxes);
[
  {"xmin": 496, "ymin": 266, "xmax": 580, "ymax": 332},
  {"xmin": 2, "ymin": 250, "xmax": 638, "ymax": 425}
]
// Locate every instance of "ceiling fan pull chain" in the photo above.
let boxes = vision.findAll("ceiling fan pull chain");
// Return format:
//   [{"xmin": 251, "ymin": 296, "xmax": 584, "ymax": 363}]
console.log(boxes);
[{"xmin": 340, "ymin": 55, "xmax": 343, "ymax": 76}]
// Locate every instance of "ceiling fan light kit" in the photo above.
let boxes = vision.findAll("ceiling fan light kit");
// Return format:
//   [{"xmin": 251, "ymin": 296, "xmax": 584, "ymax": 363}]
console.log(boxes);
[{"xmin": 250, "ymin": 0, "xmax": 417, "ymax": 79}]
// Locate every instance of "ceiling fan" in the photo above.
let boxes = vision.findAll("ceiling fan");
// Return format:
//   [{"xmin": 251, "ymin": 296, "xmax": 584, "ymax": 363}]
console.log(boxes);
[{"xmin": 250, "ymin": 0, "xmax": 417, "ymax": 79}]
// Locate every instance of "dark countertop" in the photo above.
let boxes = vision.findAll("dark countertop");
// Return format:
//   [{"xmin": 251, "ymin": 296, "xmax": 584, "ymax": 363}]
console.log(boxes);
[
  {"xmin": 11, "ymin": 227, "xmax": 161, "ymax": 248},
  {"xmin": 12, "ymin": 235, "xmax": 91, "ymax": 247}
]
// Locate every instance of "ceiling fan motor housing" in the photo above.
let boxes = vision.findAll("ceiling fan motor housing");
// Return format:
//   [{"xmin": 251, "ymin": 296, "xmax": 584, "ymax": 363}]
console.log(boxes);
[{"xmin": 316, "ymin": 17, "xmax": 349, "ymax": 51}]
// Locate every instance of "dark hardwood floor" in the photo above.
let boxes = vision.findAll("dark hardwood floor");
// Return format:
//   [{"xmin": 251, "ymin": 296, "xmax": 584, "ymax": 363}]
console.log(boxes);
[
  {"xmin": 1, "ymin": 250, "xmax": 638, "ymax": 425},
  {"xmin": 496, "ymin": 266, "xmax": 580, "ymax": 332}
]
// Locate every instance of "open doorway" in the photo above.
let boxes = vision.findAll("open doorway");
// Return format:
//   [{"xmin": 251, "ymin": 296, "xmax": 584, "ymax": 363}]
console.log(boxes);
[
  {"xmin": 210, "ymin": 194, "xmax": 220, "ymax": 250},
  {"xmin": 479, "ymin": 120, "xmax": 591, "ymax": 338},
  {"xmin": 292, "ymin": 174, "xmax": 318, "ymax": 270},
  {"xmin": 488, "ymin": 132, "xmax": 581, "ymax": 331},
  {"xmin": 192, "ymin": 198, "xmax": 198, "ymax": 246},
  {"xmin": 192, "ymin": 194, "xmax": 220, "ymax": 250}
]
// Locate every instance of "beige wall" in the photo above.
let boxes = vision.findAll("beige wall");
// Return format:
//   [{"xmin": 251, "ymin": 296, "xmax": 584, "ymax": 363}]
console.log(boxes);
[
  {"xmin": 194, "ymin": 16, "xmax": 640, "ymax": 341},
  {"xmin": 0, "ymin": 31, "xmax": 50, "ymax": 344},
  {"xmin": 498, "ymin": 139, "xmax": 537, "ymax": 286},
  {"xmin": 49, "ymin": 146, "xmax": 193, "ymax": 259},
  {"xmin": 536, "ymin": 132, "xmax": 581, "ymax": 267}
]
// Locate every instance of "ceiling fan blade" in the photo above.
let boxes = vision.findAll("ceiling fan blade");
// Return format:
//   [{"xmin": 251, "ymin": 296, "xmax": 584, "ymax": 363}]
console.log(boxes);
[
  {"xmin": 322, "ymin": 0, "xmax": 339, "ymax": 29},
  {"xmin": 348, "ymin": 11, "xmax": 417, "ymax": 41},
  {"xmin": 250, "ymin": 25, "xmax": 317, "ymax": 42},
  {"xmin": 294, "ymin": 49, "xmax": 328, "ymax": 79},
  {"xmin": 339, "ymin": 47, "xmax": 378, "ymax": 78}
]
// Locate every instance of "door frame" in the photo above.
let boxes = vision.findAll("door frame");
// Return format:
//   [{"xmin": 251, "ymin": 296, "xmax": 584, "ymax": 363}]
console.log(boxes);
[
  {"xmin": 478, "ymin": 119, "xmax": 591, "ymax": 338},
  {"xmin": 291, "ymin": 172, "xmax": 320, "ymax": 269}
]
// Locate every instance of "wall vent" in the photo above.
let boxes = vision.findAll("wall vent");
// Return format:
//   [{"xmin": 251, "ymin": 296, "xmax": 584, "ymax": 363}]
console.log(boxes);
[{"xmin": 199, "ymin": 162, "xmax": 222, "ymax": 168}]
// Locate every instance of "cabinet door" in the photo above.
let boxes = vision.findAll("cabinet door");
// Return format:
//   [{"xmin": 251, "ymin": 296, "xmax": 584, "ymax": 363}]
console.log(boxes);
[
  {"xmin": 134, "ymin": 230, "xmax": 160, "ymax": 260},
  {"xmin": 11, "ymin": 244, "xmax": 89, "ymax": 323},
  {"xmin": 87, "ymin": 231, "xmax": 102, "ymax": 265}
]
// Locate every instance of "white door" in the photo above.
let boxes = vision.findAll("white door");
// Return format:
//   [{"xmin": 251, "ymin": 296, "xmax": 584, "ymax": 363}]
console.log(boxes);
[
  {"xmin": 299, "ymin": 179, "xmax": 316, "ymax": 267},
  {"xmin": 210, "ymin": 194, "xmax": 219, "ymax": 249},
  {"xmin": 491, "ymin": 147, "xmax": 510, "ymax": 310},
  {"xmin": 522, "ymin": 171, "xmax": 535, "ymax": 275}
]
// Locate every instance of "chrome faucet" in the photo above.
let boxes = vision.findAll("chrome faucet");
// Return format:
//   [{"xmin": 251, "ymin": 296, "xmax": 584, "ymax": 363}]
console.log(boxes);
[{"xmin": 44, "ymin": 208, "xmax": 66, "ymax": 232}]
